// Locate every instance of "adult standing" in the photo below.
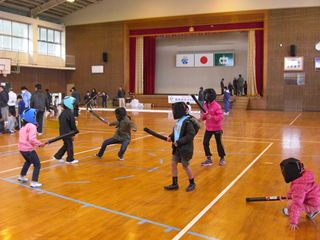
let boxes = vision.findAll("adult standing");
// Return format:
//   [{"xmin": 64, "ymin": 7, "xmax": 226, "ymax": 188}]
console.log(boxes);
[
  {"xmin": 90, "ymin": 88, "xmax": 98, "ymax": 107},
  {"xmin": 21, "ymin": 86, "xmax": 31, "ymax": 108},
  {"xmin": 30, "ymin": 84, "xmax": 49, "ymax": 135},
  {"xmin": 117, "ymin": 86, "xmax": 126, "ymax": 107},
  {"xmin": 0, "ymin": 86, "xmax": 9, "ymax": 122},
  {"xmin": 198, "ymin": 87, "xmax": 205, "ymax": 110},
  {"xmin": 8, "ymin": 88, "xmax": 17, "ymax": 116},
  {"xmin": 238, "ymin": 74, "xmax": 245, "ymax": 96},
  {"xmin": 228, "ymin": 82, "xmax": 234, "ymax": 96},
  {"xmin": 45, "ymin": 89, "xmax": 52, "ymax": 106},
  {"xmin": 70, "ymin": 87, "xmax": 80, "ymax": 118},
  {"xmin": 233, "ymin": 77, "xmax": 238, "ymax": 96},
  {"xmin": 220, "ymin": 78, "xmax": 225, "ymax": 95}
]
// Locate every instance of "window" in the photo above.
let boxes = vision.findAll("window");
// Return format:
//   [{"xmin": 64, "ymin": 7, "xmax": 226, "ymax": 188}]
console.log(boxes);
[
  {"xmin": 38, "ymin": 27, "xmax": 61, "ymax": 57},
  {"xmin": 0, "ymin": 19, "xmax": 29, "ymax": 52}
]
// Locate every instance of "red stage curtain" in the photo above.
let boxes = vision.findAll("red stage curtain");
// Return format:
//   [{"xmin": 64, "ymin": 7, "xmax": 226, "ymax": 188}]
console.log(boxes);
[
  {"xmin": 255, "ymin": 30, "xmax": 264, "ymax": 96},
  {"xmin": 143, "ymin": 36, "xmax": 156, "ymax": 94},
  {"xmin": 129, "ymin": 37, "xmax": 136, "ymax": 93}
]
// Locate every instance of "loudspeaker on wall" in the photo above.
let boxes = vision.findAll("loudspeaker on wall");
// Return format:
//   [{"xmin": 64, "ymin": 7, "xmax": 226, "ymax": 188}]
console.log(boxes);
[
  {"xmin": 102, "ymin": 52, "xmax": 108, "ymax": 62},
  {"xmin": 290, "ymin": 45, "xmax": 296, "ymax": 57}
]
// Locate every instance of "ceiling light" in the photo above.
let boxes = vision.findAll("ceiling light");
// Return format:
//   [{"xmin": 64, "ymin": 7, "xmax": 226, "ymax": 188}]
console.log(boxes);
[{"xmin": 66, "ymin": 0, "xmax": 75, "ymax": 2}]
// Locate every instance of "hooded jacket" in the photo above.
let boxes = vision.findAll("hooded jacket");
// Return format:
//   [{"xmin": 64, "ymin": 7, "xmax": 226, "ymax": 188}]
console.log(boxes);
[
  {"xmin": 288, "ymin": 170, "xmax": 320, "ymax": 225},
  {"xmin": 201, "ymin": 101, "xmax": 223, "ymax": 131}
]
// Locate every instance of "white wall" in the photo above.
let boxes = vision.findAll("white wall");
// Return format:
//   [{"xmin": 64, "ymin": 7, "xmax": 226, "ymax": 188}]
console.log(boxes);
[
  {"xmin": 155, "ymin": 32, "xmax": 248, "ymax": 94},
  {"xmin": 63, "ymin": 0, "xmax": 320, "ymax": 26}
]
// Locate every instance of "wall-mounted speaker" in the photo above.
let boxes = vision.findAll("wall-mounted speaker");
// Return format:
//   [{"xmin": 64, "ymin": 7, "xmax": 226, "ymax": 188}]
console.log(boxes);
[
  {"xmin": 102, "ymin": 52, "xmax": 108, "ymax": 62},
  {"xmin": 290, "ymin": 45, "xmax": 296, "ymax": 57}
]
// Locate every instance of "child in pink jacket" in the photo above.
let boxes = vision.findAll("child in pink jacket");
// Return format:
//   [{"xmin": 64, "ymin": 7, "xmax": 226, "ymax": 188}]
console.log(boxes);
[
  {"xmin": 200, "ymin": 88, "xmax": 226, "ymax": 166},
  {"xmin": 18, "ymin": 108, "xmax": 46, "ymax": 188},
  {"xmin": 281, "ymin": 158, "xmax": 320, "ymax": 230}
]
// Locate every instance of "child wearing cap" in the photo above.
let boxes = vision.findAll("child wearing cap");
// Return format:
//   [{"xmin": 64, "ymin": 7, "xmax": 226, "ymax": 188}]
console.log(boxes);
[
  {"xmin": 53, "ymin": 96, "xmax": 79, "ymax": 164},
  {"xmin": 18, "ymin": 108, "xmax": 46, "ymax": 188}
]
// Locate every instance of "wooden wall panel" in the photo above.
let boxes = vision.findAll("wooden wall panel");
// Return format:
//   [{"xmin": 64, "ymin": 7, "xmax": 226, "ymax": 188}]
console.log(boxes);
[
  {"xmin": 1, "ymin": 67, "xmax": 67, "ymax": 94},
  {"xmin": 266, "ymin": 7, "xmax": 320, "ymax": 111},
  {"xmin": 66, "ymin": 22, "xmax": 125, "ymax": 100}
]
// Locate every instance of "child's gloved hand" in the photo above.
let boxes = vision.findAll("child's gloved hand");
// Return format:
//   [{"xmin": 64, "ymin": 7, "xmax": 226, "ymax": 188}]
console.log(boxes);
[
  {"xmin": 289, "ymin": 224, "xmax": 298, "ymax": 231},
  {"xmin": 39, "ymin": 142, "xmax": 47, "ymax": 147},
  {"xmin": 166, "ymin": 137, "xmax": 171, "ymax": 142},
  {"xmin": 173, "ymin": 141, "xmax": 178, "ymax": 147}
]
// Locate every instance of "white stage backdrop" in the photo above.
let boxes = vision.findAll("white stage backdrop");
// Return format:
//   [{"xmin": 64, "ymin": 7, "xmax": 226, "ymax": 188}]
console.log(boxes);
[{"xmin": 155, "ymin": 32, "xmax": 248, "ymax": 94}]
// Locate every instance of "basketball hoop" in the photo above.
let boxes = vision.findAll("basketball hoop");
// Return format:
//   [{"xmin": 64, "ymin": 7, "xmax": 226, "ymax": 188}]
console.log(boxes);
[{"xmin": 0, "ymin": 70, "xmax": 7, "ymax": 78}]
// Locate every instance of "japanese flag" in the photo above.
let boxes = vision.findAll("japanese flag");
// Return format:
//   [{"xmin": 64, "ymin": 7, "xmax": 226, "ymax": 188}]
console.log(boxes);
[{"xmin": 195, "ymin": 53, "xmax": 214, "ymax": 67}]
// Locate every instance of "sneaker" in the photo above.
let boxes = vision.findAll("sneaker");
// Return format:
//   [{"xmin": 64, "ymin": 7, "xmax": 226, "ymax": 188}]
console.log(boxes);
[
  {"xmin": 53, "ymin": 157, "xmax": 65, "ymax": 163},
  {"xmin": 30, "ymin": 181, "xmax": 42, "ymax": 188},
  {"xmin": 66, "ymin": 160, "xmax": 79, "ymax": 164},
  {"xmin": 307, "ymin": 211, "xmax": 320, "ymax": 219},
  {"xmin": 164, "ymin": 184, "xmax": 179, "ymax": 191},
  {"xmin": 37, "ymin": 132, "xmax": 43, "ymax": 136},
  {"xmin": 118, "ymin": 156, "xmax": 124, "ymax": 161},
  {"xmin": 186, "ymin": 183, "xmax": 196, "ymax": 192},
  {"xmin": 282, "ymin": 208, "xmax": 289, "ymax": 216},
  {"xmin": 201, "ymin": 159, "xmax": 213, "ymax": 166},
  {"xmin": 223, "ymin": 112, "xmax": 229, "ymax": 115},
  {"xmin": 95, "ymin": 154, "xmax": 102, "ymax": 159},
  {"xmin": 17, "ymin": 176, "xmax": 28, "ymax": 183},
  {"xmin": 219, "ymin": 158, "xmax": 225, "ymax": 166}
]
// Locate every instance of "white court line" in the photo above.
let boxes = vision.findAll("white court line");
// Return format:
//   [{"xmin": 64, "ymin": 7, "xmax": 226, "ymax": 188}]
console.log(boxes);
[
  {"xmin": 172, "ymin": 142, "xmax": 274, "ymax": 240},
  {"xmin": 0, "ymin": 134, "xmax": 152, "ymax": 175},
  {"xmin": 0, "ymin": 132, "xmax": 91, "ymax": 149},
  {"xmin": 289, "ymin": 113, "xmax": 302, "ymax": 126},
  {"xmin": 79, "ymin": 107, "xmax": 200, "ymax": 114}
]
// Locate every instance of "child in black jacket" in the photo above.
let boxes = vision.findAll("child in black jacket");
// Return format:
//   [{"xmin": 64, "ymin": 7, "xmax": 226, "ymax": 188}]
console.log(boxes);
[
  {"xmin": 53, "ymin": 96, "xmax": 78, "ymax": 164},
  {"xmin": 164, "ymin": 102, "xmax": 196, "ymax": 192}
]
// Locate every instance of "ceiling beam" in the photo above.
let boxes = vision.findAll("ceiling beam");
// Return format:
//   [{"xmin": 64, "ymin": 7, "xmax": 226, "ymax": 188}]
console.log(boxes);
[
  {"xmin": 0, "ymin": 0, "xmax": 6, "ymax": 4},
  {"xmin": 31, "ymin": 0, "xmax": 66, "ymax": 17}
]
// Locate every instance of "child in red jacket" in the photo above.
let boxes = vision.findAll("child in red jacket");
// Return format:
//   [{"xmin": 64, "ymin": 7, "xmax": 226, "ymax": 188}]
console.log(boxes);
[{"xmin": 281, "ymin": 158, "xmax": 320, "ymax": 230}]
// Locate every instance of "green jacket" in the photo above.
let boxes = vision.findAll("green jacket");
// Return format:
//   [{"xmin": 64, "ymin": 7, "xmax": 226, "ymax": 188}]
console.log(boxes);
[{"xmin": 109, "ymin": 116, "xmax": 137, "ymax": 141}]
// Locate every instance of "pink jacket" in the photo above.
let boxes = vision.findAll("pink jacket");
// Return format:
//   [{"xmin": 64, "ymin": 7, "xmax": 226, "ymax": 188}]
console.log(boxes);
[
  {"xmin": 18, "ymin": 123, "xmax": 43, "ymax": 152},
  {"xmin": 201, "ymin": 101, "xmax": 224, "ymax": 131},
  {"xmin": 288, "ymin": 170, "xmax": 320, "ymax": 225}
]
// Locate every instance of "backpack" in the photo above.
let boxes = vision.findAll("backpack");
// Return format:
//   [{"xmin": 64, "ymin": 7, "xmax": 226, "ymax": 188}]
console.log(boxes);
[{"xmin": 187, "ymin": 115, "xmax": 200, "ymax": 135}]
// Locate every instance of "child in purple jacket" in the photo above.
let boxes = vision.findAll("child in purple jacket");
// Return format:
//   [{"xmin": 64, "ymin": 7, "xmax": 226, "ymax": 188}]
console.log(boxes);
[
  {"xmin": 281, "ymin": 158, "xmax": 320, "ymax": 230},
  {"xmin": 200, "ymin": 88, "xmax": 226, "ymax": 166}
]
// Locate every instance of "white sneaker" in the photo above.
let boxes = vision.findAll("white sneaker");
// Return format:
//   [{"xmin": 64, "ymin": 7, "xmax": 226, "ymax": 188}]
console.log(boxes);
[
  {"xmin": 66, "ymin": 160, "xmax": 79, "ymax": 164},
  {"xmin": 18, "ymin": 176, "xmax": 28, "ymax": 183},
  {"xmin": 118, "ymin": 157, "xmax": 124, "ymax": 161},
  {"xmin": 53, "ymin": 157, "xmax": 65, "ymax": 163},
  {"xmin": 37, "ymin": 132, "xmax": 43, "ymax": 136},
  {"xmin": 30, "ymin": 181, "xmax": 42, "ymax": 188}
]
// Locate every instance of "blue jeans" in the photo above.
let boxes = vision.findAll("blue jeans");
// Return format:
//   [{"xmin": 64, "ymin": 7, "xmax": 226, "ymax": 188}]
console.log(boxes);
[
  {"xmin": 224, "ymin": 102, "xmax": 230, "ymax": 113},
  {"xmin": 20, "ymin": 150, "xmax": 41, "ymax": 181},
  {"xmin": 97, "ymin": 137, "xmax": 130, "ymax": 158}
]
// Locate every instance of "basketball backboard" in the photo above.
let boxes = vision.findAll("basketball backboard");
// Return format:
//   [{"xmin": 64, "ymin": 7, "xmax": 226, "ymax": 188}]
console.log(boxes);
[{"xmin": 0, "ymin": 58, "xmax": 11, "ymax": 76}]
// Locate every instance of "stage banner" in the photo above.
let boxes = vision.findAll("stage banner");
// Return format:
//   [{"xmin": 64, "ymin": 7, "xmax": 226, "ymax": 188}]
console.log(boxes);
[
  {"xmin": 168, "ymin": 95, "xmax": 197, "ymax": 104},
  {"xmin": 195, "ymin": 53, "xmax": 214, "ymax": 67},
  {"xmin": 176, "ymin": 54, "xmax": 194, "ymax": 67},
  {"xmin": 214, "ymin": 52, "xmax": 234, "ymax": 66}
]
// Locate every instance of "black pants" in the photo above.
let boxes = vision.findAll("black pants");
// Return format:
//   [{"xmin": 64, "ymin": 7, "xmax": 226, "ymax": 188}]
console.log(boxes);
[
  {"xmin": 203, "ymin": 130, "xmax": 225, "ymax": 158},
  {"xmin": 74, "ymin": 105, "xmax": 79, "ymax": 117},
  {"xmin": 20, "ymin": 150, "xmax": 41, "ymax": 181},
  {"xmin": 36, "ymin": 110, "xmax": 44, "ymax": 133},
  {"xmin": 9, "ymin": 105, "xmax": 16, "ymax": 116},
  {"xmin": 54, "ymin": 138, "xmax": 74, "ymax": 162}
]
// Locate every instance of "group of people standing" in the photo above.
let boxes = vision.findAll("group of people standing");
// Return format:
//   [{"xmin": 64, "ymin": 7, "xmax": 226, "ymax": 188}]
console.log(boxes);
[
  {"xmin": 0, "ymin": 84, "xmax": 51, "ymax": 135},
  {"xmin": 220, "ymin": 74, "xmax": 247, "ymax": 96}
]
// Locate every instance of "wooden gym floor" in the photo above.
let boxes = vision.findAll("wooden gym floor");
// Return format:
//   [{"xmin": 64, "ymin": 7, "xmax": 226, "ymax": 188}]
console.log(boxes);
[{"xmin": 0, "ymin": 109, "xmax": 319, "ymax": 240}]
